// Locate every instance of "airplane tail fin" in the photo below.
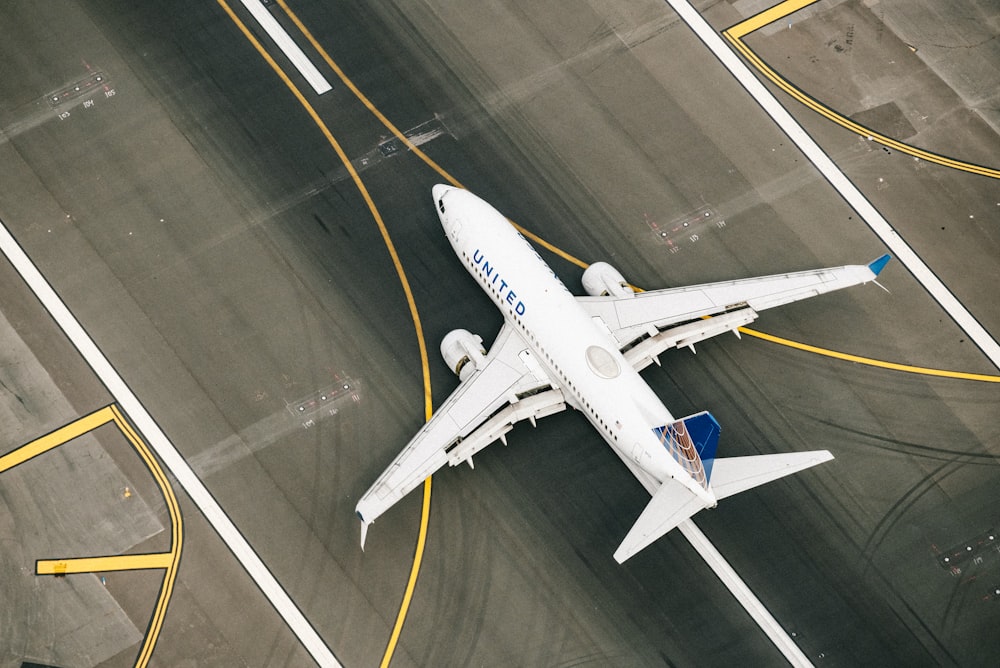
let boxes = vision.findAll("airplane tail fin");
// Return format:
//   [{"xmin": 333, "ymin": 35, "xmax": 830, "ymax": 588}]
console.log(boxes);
[
  {"xmin": 616, "ymin": 411, "xmax": 721, "ymax": 563},
  {"xmin": 678, "ymin": 411, "xmax": 720, "ymax": 483},
  {"xmin": 651, "ymin": 411, "xmax": 721, "ymax": 490},
  {"xmin": 614, "ymin": 408, "xmax": 832, "ymax": 563}
]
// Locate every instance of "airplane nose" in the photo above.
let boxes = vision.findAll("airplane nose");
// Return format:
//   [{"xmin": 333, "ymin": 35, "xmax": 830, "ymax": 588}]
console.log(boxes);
[{"xmin": 432, "ymin": 184, "xmax": 454, "ymax": 202}]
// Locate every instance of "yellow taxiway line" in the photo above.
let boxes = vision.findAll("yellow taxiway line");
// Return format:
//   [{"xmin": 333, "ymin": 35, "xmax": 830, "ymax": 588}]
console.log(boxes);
[
  {"xmin": 739, "ymin": 327, "xmax": 1000, "ymax": 382},
  {"xmin": 217, "ymin": 3, "xmax": 438, "ymax": 665},
  {"xmin": 726, "ymin": 0, "xmax": 819, "ymax": 40},
  {"xmin": 37, "ymin": 552, "xmax": 175, "ymax": 575},
  {"xmin": 272, "ymin": 0, "xmax": 588, "ymax": 273},
  {"xmin": 0, "ymin": 406, "xmax": 110, "ymax": 473},
  {"xmin": 219, "ymin": 2, "xmax": 1000, "ymax": 666},
  {"xmin": 2, "ymin": 404, "xmax": 182, "ymax": 668},
  {"xmin": 723, "ymin": 0, "xmax": 1000, "ymax": 179}
]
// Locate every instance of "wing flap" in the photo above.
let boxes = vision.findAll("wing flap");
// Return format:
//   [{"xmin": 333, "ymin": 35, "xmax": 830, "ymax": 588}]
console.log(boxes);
[
  {"xmin": 623, "ymin": 308, "xmax": 757, "ymax": 371},
  {"xmin": 446, "ymin": 389, "xmax": 565, "ymax": 467}
]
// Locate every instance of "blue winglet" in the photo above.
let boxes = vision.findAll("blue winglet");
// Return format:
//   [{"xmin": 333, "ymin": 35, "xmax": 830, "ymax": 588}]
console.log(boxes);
[{"xmin": 868, "ymin": 254, "xmax": 891, "ymax": 276}]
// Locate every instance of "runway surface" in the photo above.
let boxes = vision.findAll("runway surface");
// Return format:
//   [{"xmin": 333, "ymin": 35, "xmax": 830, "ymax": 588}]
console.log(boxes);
[{"xmin": 1, "ymin": 0, "xmax": 998, "ymax": 666}]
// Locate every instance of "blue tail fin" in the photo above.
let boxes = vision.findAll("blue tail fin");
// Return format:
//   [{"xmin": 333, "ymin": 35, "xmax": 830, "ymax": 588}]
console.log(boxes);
[
  {"xmin": 652, "ymin": 411, "xmax": 721, "ymax": 485},
  {"xmin": 677, "ymin": 411, "xmax": 721, "ymax": 482}
]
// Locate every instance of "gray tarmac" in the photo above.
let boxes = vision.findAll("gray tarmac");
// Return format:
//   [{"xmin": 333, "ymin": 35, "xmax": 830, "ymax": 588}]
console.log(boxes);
[{"xmin": 0, "ymin": 0, "xmax": 998, "ymax": 666}]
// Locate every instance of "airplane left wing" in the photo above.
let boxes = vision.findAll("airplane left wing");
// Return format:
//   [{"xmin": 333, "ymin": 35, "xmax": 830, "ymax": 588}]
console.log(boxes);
[
  {"xmin": 580, "ymin": 255, "xmax": 889, "ymax": 370},
  {"xmin": 355, "ymin": 323, "xmax": 565, "ymax": 546}
]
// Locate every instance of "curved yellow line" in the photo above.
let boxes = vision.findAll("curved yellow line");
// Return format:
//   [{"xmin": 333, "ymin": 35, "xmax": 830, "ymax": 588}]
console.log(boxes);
[
  {"xmin": 228, "ymin": 5, "xmax": 1000, "ymax": 666},
  {"xmin": 217, "ymin": 0, "xmax": 432, "ymax": 417},
  {"xmin": 219, "ymin": 3, "xmax": 438, "ymax": 666},
  {"xmin": 739, "ymin": 326, "xmax": 1000, "ymax": 382},
  {"xmin": 110, "ymin": 405, "xmax": 183, "ymax": 668},
  {"xmin": 379, "ymin": 476, "xmax": 432, "ymax": 668},
  {"xmin": 7, "ymin": 405, "xmax": 183, "ymax": 668},
  {"xmin": 276, "ymin": 0, "xmax": 461, "ymax": 192},
  {"xmin": 274, "ymin": 0, "xmax": 593, "ymax": 278},
  {"xmin": 722, "ymin": 8, "xmax": 1000, "ymax": 179}
]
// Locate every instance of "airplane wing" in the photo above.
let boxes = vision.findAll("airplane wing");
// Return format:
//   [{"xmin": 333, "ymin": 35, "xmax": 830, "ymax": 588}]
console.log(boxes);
[
  {"xmin": 579, "ymin": 255, "xmax": 889, "ymax": 370},
  {"xmin": 355, "ymin": 323, "xmax": 565, "ymax": 545}
]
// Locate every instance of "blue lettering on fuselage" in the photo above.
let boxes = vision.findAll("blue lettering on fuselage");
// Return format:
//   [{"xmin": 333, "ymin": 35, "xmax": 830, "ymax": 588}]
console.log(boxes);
[{"xmin": 472, "ymin": 248, "xmax": 526, "ymax": 316}]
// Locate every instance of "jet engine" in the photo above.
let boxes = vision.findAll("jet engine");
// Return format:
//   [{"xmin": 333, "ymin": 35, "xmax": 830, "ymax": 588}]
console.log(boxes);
[
  {"xmin": 582, "ymin": 261, "xmax": 635, "ymax": 298},
  {"xmin": 440, "ymin": 329, "xmax": 487, "ymax": 381}
]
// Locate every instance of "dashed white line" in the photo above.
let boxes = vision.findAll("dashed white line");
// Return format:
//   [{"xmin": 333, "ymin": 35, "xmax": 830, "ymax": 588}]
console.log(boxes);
[
  {"xmin": 239, "ymin": 0, "xmax": 332, "ymax": 95},
  {"xmin": 0, "ymin": 220, "xmax": 341, "ymax": 667}
]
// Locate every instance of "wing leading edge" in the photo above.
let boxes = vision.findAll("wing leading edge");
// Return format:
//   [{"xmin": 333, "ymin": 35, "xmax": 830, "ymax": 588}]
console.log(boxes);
[{"xmin": 579, "ymin": 256, "xmax": 890, "ymax": 369}]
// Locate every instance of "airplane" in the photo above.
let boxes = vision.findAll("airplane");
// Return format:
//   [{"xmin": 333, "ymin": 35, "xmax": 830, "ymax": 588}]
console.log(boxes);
[{"xmin": 356, "ymin": 184, "xmax": 890, "ymax": 563}]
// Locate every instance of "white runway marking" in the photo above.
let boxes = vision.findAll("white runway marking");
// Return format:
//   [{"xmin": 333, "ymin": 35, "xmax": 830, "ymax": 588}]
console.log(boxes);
[
  {"xmin": 239, "ymin": 0, "xmax": 332, "ymax": 95},
  {"xmin": 0, "ymin": 221, "xmax": 341, "ymax": 667},
  {"xmin": 665, "ymin": 0, "xmax": 1000, "ymax": 369},
  {"xmin": 662, "ymin": 0, "xmax": 1000, "ymax": 664},
  {"xmin": 679, "ymin": 520, "xmax": 812, "ymax": 667}
]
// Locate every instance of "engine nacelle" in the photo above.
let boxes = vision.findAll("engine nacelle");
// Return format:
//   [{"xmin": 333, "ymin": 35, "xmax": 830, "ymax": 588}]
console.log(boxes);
[
  {"xmin": 440, "ymin": 329, "xmax": 487, "ymax": 381},
  {"xmin": 582, "ymin": 261, "xmax": 635, "ymax": 298}
]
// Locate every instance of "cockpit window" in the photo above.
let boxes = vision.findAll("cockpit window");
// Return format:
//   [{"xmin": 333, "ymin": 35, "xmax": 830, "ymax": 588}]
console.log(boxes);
[{"xmin": 438, "ymin": 199, "xmax": 445, "ymax": 213}]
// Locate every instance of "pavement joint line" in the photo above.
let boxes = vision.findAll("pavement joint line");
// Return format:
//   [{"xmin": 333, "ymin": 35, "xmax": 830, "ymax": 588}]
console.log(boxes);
[
  {"xmin": 238, "ymin": 0, "xmax": 331, "ymax": 95},
  {"xmin": 1, "ymin": 206, "xmax": 338, "ymax": 668}
]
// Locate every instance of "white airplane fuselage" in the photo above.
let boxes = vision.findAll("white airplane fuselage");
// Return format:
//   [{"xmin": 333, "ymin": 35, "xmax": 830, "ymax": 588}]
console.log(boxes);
[{"xmin": 433, "ymin": 185, "xmax": 716, "ymax": 506}]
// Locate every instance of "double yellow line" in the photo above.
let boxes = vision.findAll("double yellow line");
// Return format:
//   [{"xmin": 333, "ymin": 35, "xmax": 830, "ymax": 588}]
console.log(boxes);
[
  {"xmin": 723, "ymin": 0, "xmax": 1000, "ymax": 179},
  {"xmin": 2, "ymin": 404, "xmax": 182, "ymax": 668}
]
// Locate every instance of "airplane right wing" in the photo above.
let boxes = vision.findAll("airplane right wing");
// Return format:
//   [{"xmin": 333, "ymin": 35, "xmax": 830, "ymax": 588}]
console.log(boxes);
[
  {"xmin": 355, "ymin": 323, "xmax": 565, "ymax": 546},
  {"xmin": 580, "ymin": 255, "xmax": 890, "ymax": 370}
]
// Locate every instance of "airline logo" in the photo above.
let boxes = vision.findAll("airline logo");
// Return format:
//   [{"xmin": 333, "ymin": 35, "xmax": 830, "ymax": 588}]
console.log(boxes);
[{"xmin": 472, "ymin": 249, "xmax": 526, "ymax": 315}]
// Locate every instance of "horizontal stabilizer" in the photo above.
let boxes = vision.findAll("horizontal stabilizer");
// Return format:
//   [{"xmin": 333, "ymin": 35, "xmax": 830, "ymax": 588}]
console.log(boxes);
[
  {"xmin": 614, "ymin": 479, "xmax": 708, "ymax": 564},
  {"xmin": 709, "ymin": 450, "xmax": 833, "ymax": 501}
]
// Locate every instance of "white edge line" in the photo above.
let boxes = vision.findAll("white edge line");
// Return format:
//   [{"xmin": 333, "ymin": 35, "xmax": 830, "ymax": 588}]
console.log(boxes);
[
  {"xmin": 0, "ymin": 222, "xmax": 341, "ymax": 668},
  {"xmin": 665, "ymin": 0, "xmax": 1000, "ymax": 369},
  {"xmin": 666, "ymin": 0, "xmax": 998, "ymax": 663},
  {"xmin": 240, "ymin": 0, "xmax": 333, "ymax": 95}
]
